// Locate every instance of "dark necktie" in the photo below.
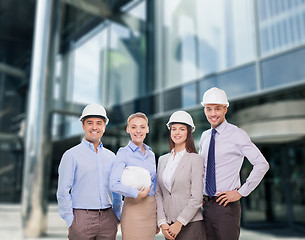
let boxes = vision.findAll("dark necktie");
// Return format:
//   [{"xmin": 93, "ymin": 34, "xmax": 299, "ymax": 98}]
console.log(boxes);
[{"xmin": 206, "ymin": 128, "xmax": 217, "ymax": 198}]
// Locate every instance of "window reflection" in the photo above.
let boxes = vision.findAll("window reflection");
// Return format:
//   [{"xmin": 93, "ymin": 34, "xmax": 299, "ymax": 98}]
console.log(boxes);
[
  {"xmin": 199, "ymin": 64, "xmax": 256, "ymax": 99},
  {"xmin": 182, "ymin": 82, "xmax": 197, "ymax": 108},
  {"xmin": 162, "ymin": 0, "xmax": 255, "ymax": 88},
  {"xmin": 52, "ymin": 114, "xmax": 82, "ymax": 139},
  {"xmin": 258, "ymin": 0, "xmax": 305, "ymax": 56},
  {"xmin": 54, "ymin": 56, "xmax": 62, "ymax": 100},
  {"xmin": 164, "ymin": 88, "xmax": 181, "ymax": 111},
  {"xmin": 288, "ymin": 145, "xmax": 305, "ymax": 225},
  {"xmin": 71, "ymin": 28, "xmax": 107, "ymax": 104},
  {"xmin": 241, "ymin": 159, "xmax": 268, "ymax": 222},
  {"xmin": 107, "ymin": 1, "xmax": 146, "ymax": 106},
  {"xmin": 261, "ymin": 48, "xmax": 305, "ymax": 89}
]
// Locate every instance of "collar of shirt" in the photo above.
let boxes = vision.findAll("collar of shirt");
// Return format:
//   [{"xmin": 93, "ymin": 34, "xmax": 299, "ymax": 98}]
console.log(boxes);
[
  {"xmin": 81, "ymin": 138, "xmax": 103, "ymax": 152},
  {"xmin": 167, "ymin": 148, "xmax": 186, "ymax": 168},
  {"xmin": 214, "ymin": 119, "xmax": 228, "ymax": 135},
  {"xmin": 127, "ymin": 140, "xmax": 152, "ymax": 152},
  {"xmin": 170, "ymin": 148, "xmax": 186, "ymax": 158}
]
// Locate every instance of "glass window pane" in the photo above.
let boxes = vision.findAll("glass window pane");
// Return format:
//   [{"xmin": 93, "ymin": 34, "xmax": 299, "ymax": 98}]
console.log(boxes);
[
  {"xmin": 162, "ymin": 0, "xmax": 255, "ymax": 88},
  {"xmin": 258, "ymin": 0, "xmax": 305, "ymax": 56},
  {"xmin": 164, "ymin": 88, "xmax": 182, "ymax": 111},
  {"xmin": 199, "ymin": 64, "xmax": 257, "ymax": 99},
  {"xmin": 70, "ymin": 28, "xmax": 107, "ymax": 104},
  {"xmin": 52, "ymin": 114, "xmax": 82, "ymax": 139},
  {"xmin": 107, "ymin": 2, "xmax": 146, "ymax": 106},
  {"xmin": 182, "ymin": 82, "xmax": 197, "ymax": 108},
  {"xmin": 288, "ymin": 144, "xmax": 305, "ymax": 225},
  {"xmin": 241, "ymin": 160, "xmax": 268, "ymax": 222},
  {"xmin": 54, "ymin": 56, "xmax": 62, "ymax": 100},
  {"xmin": 261, "ymin": 48, "xmax": 305, "ymax": 89}
]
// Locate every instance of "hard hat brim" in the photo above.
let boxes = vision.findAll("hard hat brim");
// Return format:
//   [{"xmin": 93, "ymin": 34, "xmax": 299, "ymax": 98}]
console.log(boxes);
[
  {"xmin": 201, "ymin": 101, "xmax": 229, "ymax": 107},
  {"xmin": 79, "ymin": 115, "xmax": 109, "ymax": 125},
  {"xmin": 166, "ymin": 122, "xmax": 195, "ymax": 132}
]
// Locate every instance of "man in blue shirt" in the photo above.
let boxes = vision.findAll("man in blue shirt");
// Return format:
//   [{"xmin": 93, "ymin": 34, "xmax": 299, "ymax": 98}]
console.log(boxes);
[{"xmin": 57, "ymin": 104, "xmax": 122, "ymax": 240}]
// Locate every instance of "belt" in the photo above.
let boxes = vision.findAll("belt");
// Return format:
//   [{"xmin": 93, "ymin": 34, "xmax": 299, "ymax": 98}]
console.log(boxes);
[
  {"xmin": 203, "ymin": 195, "xmax": 218, "ymax": 203},
  {"xmin": 78, "ymin": 207, "xmax": 111, "ymax": 212}
]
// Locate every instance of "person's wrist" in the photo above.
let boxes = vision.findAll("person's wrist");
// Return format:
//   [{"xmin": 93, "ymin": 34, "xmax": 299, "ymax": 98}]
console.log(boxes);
[
  {"xmin": 175, "ymin": 221, "xmax": 183, "ymax": 227},
  {"xmin": 137, "ymin": 191, "xmax": 143, "ymax": 199},
  {"xmin": 160, "ymin": 223, "xmax": 167, "ymax": 229}
]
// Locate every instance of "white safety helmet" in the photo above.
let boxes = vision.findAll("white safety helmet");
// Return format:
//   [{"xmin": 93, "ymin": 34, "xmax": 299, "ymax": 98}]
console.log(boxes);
[
  {"xmin": 166, "ymin": 110, "xmax": 195, "ymax": 132},
  {"xmin": 201, "ymin": 87, "xmax": 229, "ymax": 107},
  {"xmin": 79, "ymin": 104, "xmax": 109, "ymax": 125},
  {"xmin": 121, "ymin": 166, "xmax": 151, "ymax": 190}
]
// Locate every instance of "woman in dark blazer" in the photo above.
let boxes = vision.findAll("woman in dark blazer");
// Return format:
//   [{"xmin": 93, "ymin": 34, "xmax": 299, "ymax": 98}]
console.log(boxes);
[{"xmin": 155, "ymin": 111, "xmax": 206, "ymax": 240}]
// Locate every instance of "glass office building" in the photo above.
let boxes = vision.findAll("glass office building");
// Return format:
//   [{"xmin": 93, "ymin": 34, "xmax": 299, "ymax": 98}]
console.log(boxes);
[{"xmin": 1, "ymin": 0, "xmax": 305, "ymax": 231}]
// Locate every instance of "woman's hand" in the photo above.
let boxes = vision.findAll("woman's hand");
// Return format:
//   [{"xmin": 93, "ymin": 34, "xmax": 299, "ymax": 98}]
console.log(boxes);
[
  {"xmin": 160, "ymin": 223, "xmax": 174, "ymax": 240},
  {"xmin": 136, "ymin": 187, "xmax": 150, "ymax": 200},
  {"xmin": 168, "ymin": 221, "xmax": 182, "ymax": 239}
]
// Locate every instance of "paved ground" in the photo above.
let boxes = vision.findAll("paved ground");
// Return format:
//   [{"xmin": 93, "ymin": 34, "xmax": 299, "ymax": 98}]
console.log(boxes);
[{"xmin": 0, "ymin": 204, "xmax": 304, "ymax": 240}]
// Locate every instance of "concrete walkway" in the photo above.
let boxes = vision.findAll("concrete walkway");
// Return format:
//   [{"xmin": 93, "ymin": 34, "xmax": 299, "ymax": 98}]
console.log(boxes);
[{"xmin": 1, "ymin": 204, "xmax": 304, "ymax": 240}]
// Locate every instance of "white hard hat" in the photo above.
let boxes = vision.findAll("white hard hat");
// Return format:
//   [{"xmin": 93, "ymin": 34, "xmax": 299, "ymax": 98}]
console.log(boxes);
[
  {"xmin": 166, "ymin": 110, "xmax": 195, "ymax": 132},
  {"xmin": 121, "ymin": 166, "xmax": 151, "ymax": 190},
  {"xmin": 201, "ymin": 87, "xmax": 229, "ymax": 107},
  {"xmin": 79, "ymin": 104, "xmax": 109, "ymax": 125}
]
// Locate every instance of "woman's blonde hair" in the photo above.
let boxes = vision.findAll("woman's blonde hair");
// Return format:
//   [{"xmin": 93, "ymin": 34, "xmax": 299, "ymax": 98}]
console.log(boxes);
[{"xmin": 127, "ymin": 112, "xmax": 148, "ymax": 125}]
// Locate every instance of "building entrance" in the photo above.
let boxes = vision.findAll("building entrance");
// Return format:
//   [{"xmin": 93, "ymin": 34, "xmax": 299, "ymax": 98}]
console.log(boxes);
[{"xmin": 242, "ymin": 140, "xmax": 305, "ymax": 229}]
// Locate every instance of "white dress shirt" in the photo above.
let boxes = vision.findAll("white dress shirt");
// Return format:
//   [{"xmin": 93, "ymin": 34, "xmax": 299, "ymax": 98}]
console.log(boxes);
[
  {"xmin": 199, "ymin": 120, "xmax": 269, "ymax": 197},
  {"xmin": 162, "ymin": 149, "xmax": 186, "ymax": 192}
]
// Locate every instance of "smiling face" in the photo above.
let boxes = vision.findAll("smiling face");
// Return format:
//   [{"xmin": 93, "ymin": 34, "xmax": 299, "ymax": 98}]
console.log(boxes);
[
  {"xmin": 82, "ymin": 117, "xmax": 106, "ymax": 145},
  {"xmin": 170, "ymin": 123, "xmax": 188, "ymax": 148},
  {"xmin": 126, "ymin": 117, "xmax": 149, "ymax": 147},
  {"xmin": 204, "ymin": 104, "xmax": 227, "ymax": 129}
]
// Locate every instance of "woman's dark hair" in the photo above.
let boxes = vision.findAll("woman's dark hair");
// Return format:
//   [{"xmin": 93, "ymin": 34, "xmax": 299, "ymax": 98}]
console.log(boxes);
[{"xmin": 168, "ymin": 123, "xmax": 197, "ymax": 153}]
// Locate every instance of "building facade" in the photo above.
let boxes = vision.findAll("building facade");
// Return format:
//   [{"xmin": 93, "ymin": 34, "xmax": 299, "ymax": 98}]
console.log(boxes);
[{"xmin": 0, "ymin": 0, "xmax": 305, "ymax": 231}]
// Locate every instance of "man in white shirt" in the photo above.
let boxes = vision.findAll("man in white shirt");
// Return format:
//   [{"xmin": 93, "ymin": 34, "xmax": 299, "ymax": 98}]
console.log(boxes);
[{"xmin": 199, "ymin": 87, "xmax": 269, "ymax": 240}]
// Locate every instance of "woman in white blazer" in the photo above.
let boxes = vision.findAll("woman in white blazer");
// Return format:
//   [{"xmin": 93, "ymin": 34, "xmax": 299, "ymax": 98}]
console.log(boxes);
[{"xmin": 155, "ymin": 111, "xmax": 206, "ymax": 240}]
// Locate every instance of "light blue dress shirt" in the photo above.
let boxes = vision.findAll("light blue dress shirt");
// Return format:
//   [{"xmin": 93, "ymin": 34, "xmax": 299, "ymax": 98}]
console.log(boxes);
[
  {"xmin": 57, "ymin": 139, "xmax": 122, "ymax": 227},
  {"xmin": 110, "ymin": 141, "xmax": 156, "ymax": 199},
  {"xmin": 199, "ymin": 120, "xmax": 269, "ymax": 197}
]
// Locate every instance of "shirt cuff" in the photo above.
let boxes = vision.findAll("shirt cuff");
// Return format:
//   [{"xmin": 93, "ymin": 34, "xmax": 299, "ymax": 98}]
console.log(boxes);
[
  {"xmin": 132, "ymin": 189, "xmax": 141, "ymax": 199},
  {"xmin": 158, "ymin": 219, "xmax": 167, "ymax": 227},
  {"xmin": 66, "ymin": 215, "xmax": 74, "ymax": 228},
  {"xmin": 237, "ymin": 186, "xmax": 248, "ymax": 197},
  {"xmin": 177, "ymin": 216, "xmax": 187, "ymax": 226}
]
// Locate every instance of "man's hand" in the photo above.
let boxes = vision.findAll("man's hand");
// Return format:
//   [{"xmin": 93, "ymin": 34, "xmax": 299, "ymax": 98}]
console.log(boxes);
[
  {"xmin": 168, "ymin": 221, "xmax": 182, "ymax": 239},
  {"xmin": 216, "ymin": 189, "xmax": 242, "ymax": 206},
  {"xmin": 136, "ymin": 187, "xmax": 150, "ymax": 200},
  {"xmin": 160, "ymin": 223, "xmax": 174, "ymax": 240}
]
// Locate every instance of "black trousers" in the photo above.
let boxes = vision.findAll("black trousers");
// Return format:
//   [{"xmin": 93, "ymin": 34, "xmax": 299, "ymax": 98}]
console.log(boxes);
[{"xmin": 202, "ymin": 199, "xmax": 241, "ymax": 240}]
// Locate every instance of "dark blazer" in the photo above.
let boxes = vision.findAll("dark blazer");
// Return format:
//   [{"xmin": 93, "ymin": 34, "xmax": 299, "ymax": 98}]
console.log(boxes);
[{"xmin": 155, "ymin": 152, "xmax": 204, "ymax": 226}]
